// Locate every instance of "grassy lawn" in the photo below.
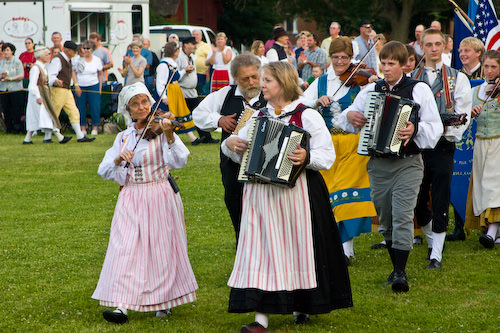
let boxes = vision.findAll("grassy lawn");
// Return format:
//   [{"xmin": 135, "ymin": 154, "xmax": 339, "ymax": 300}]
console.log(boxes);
[{"xmin": 0, "ymin": 131, "xmax": 498, "ymax": 332}]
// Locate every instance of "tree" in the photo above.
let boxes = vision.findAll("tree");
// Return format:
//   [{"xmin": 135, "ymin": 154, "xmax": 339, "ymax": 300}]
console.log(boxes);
[
  {"xmin": 279, "ymin": 0, "xmax": 473, "ymax": 42},
  {"xmin": 218, "ymin": 0, "xmax": 286, "ymax": 48}
]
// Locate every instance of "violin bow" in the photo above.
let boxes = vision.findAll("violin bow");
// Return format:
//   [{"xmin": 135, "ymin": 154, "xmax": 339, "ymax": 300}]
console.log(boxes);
[
  {"xmin": 124, "ymin": 67, "xmax": 178, "ymax": 168},
  {"xmin": 331, "ymin": 37, "xmax": 380, "ymax": 100}
]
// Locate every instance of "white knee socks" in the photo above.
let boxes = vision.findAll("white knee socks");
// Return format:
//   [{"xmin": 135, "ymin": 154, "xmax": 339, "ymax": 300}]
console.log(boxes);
[
  {"xmin": 343, "ymin": 238, "xmax": 354, "ymax": 258},
  {"xmin": 430, "ymin": 232, "xmax": 446, "ymax": 262},
  {"xmin": 71, "ymin": 123, "xmax": 85, "ymax": 139},
  {"xmin": 255, "ymin": 312, "xmax": 268, "ymax": 328},
  {"xmin": 487, "ymin": 223, "xmax": 499, "ymax": 240},
  {"xmin": 421, "ymin": 222, "xmax": 433, "ymax": 248}
]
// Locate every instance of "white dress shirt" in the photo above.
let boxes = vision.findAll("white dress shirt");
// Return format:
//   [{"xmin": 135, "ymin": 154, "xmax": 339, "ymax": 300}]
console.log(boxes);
[
  {"xmin": 338, "ymin": 78, "xmax": 444, "ymax": 149},
  {"xmin": 193, "ymin": 85, "xmax": 262, "ymax": 131}
]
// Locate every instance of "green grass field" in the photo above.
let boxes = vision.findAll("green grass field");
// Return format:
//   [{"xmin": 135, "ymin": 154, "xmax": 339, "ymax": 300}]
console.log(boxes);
[{"xmin": 0, "ymin": 131, "xmax": 499, "ymax": 332}]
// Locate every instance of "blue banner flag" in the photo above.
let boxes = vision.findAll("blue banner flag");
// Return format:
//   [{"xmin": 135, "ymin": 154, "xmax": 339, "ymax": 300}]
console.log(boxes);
[{"xmin": 452, "ymin": 9, "xmax": 473, "ymax": 69}]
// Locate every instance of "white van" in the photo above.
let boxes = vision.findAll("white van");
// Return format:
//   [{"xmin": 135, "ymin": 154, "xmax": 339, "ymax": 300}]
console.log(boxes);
[{"xmin": 149, "ymin": 24, "xmax": 216, "ymax": 58}]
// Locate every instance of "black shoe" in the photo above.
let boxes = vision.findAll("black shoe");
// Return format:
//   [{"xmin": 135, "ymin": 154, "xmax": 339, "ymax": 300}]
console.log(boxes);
[
  {"xmin": 22, "ymin": 141, "xmax": 33, "ymax": 145},
  {"xmin": 77, "ymin": 136, "xmax": 95, "ymax": 143},
  {"xmin": 240, "ymin": 321, "xmax": 267, "ymax": 333},
  {"xmin": 391, "ymin": 271, "xmax": 409, "ymax": 292},
  {"xmin": 43, "ymin": 139, "xmax": 53, "ymax": 143},
  {"xmin": 371, "ymin": 242, "xmax": 386, "ymax": 250},
  {"xmin": 205, "ymin": 138, "xmax": 220, "ymax": 144},
  {"xmin": 479, "ymin": 234, "xmax": 495, "ymax": 249},
  {"xmin": 446, "ymin": 230, "xmax": 466, "ymax": 241},
  {"xmin": 191, "ymin": 138, "xmax": 202, "ymax": 146},
  {"xmin": 294, "ymin": 313, "xmax": 310, "ymax": 324},
  {"xmin": 103, "ymin": 309, "xmax": 128, "ymax": 324},
  {"xmin": 427, "ymin": 259, "xmax": 442, "ymax": 269},
  {"xmin": 59, "ymin": 136, "xmax": 72, "ymax": 144},
  {"xmin": 384, "ymin": 271, "xmax": 395, "ymax": 285}
]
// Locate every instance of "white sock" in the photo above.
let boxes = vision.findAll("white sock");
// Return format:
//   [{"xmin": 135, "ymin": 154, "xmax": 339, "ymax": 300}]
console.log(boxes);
[
  {"xmin": 44, "ymin": 131, "xmax": 52, "ymax": 140},
  {"xmin": 487, "ymin": 223, "xmax": 499, "ymax": 239},
  {"xmin": 115, "ymin": 307, "xmax": 128, "ymax": 315},
  {"xmin": 71, "ymin": 123, "xmax": 85, "ymax": 139},
  {"xmin": 52, "ymin": 129, "xmax": 64, "ymax": 141},
  {"xmin": 255, "ymin": 312, "xmax": 268, "ymax": 328},
  {"xmin": 430, "ymin": 232, "xmax": 446, "ymax": 262},
  {"xmin": 24, "ymin": 131, "xmax": 32, "ymax": 142},
  {"xmin": 343, "ymin": 239, "xmax": 354, "ymax": 258},
  {"xmin": 421, "ymin": 221, "xmax": 433, "ymax": 248}
]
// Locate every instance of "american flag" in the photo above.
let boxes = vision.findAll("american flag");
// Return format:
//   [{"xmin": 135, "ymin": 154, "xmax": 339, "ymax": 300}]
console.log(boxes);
[{"xmin": 473, "ymin": 0, "xmax": 500, "ymax": 50}]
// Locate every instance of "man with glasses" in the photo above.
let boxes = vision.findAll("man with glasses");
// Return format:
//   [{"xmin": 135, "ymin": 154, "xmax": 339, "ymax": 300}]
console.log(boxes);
[{"xmin": 353, "ymin": 19, "xmax": 378, "ymax": 73}]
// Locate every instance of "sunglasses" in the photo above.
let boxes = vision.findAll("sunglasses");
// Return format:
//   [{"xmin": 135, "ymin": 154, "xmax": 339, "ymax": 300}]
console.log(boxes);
[
  {"xmin": 362, "ymin": 25, "xmax": 372, "ymax": 29},
  {"xmin": 82, "ymin": 47, "xmax": 92, "ymax": 50}
]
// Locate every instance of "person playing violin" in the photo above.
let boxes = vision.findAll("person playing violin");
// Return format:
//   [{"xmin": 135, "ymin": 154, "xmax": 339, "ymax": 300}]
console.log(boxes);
[
  {"xmin": 467, "ymin": 50, "xmax": 500, "ymax": 249},
  {"xmin": 92, "ymin": 82, "xmax": 198, "ymax": 324},
  {"xmin": 303, "ymin": 36, "xmax": 377, "ymax": 262}
]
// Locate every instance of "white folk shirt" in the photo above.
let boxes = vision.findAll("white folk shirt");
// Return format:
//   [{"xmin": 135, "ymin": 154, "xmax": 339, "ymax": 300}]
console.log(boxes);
[
  {"xmin": 155, "ymin": 57, "xmax": 187, "ymax": 100},
  {"xmin": 193, "ymin": 85, "xmax": 262, "ymax": 132},
  {"xmin": 338, "ymin": 78, "xmax": 444, "ymax": 149},
  {"xmin": 221, "ymin": 99, "xmax": 335, "ymax": 171},
  {"xmin": 98, "ymin": 126, "xmax": 189, "ymax": 186}
]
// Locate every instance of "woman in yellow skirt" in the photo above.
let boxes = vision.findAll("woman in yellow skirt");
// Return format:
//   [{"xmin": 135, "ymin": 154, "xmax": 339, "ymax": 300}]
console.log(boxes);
[{"xmin": 303, "ymin": 37, "xmax": 377, "ymax": 262}]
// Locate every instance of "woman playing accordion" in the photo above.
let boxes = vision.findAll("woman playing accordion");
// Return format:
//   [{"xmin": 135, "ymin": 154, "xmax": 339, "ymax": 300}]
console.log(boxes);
[{"xmin": 222, "ymin": 62, "xmax": 352, "ymax": 332}]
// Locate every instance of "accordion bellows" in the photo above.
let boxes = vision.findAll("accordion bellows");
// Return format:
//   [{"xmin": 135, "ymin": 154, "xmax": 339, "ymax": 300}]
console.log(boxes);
[{"xmin": 238, "ymin": 117, "xmax": 310, "ymax": 187}]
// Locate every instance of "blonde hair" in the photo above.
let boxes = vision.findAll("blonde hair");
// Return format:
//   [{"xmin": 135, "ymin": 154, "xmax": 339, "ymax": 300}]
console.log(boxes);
[
  {"xmin": 251, "ymin": 40, "xmax": 264, "ymax": 55},
  {"xmin": 261, "ymin": 62, "xmax": 303, "ymax": 102},
  {"xmin": 460, "ymin": 37, "xmax": 485, "ymax": 59},
  {"xmin": 216, "ymin": 32, "xmax": 227, "ymax": 40}
]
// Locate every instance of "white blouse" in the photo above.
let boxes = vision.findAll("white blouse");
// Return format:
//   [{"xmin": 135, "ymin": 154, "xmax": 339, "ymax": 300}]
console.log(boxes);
[{"xmin": 221, "ymin": 99, "xmax": 335, "ymax": 171}]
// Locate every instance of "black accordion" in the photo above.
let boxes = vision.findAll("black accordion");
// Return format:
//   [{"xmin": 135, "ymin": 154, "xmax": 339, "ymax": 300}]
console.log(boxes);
[
  {"xmin": 238, "ymin": 117, "xmax": 310, "ymax": 187},
  {"xmin": 358, "ymin": 92, "xmax": 420, "ymax": 157}
]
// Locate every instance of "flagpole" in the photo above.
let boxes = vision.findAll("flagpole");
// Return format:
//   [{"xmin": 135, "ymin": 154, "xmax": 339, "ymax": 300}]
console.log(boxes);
[{"xmin": 449, "ymin": 0, "xmax": 475, "ymax": 26}]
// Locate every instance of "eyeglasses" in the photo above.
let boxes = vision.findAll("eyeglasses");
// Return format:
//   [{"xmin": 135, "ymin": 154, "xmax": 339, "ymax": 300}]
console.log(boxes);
[
  {"xmin": 129, "ymin": 98, "xmax": 151, "ymax": 109},
  {"xmin": 362, "ymin": 25, "xmax": 372, "ymax": 29},
  {"xmin": 82, "ymin": 47, "xmax": 91, "ymax": 50},
  {"xmin": 331, "ymin": 55, "xmax": 350, "ymax": 62}
]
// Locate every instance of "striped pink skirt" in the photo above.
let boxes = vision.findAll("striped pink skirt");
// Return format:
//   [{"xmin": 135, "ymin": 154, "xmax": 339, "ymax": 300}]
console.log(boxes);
[
  {"xmin": 228, "ymin": 173, "xmax": 317, "ymax": 291},
  {"xmin": 92, "ymin": 179, "xmax": 198, "ymax": 311}
]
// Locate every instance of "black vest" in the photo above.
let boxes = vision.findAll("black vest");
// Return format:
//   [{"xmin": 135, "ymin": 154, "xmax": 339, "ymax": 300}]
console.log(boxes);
[
  {"xmin": 220, "ymin": 85, "xmax": 266, "ymax": 141},
  {"xmin": 374, "ymin": 76, "xmax": 421, "ymax": 156},
  {"xmin": 271, "ymin": 42, "xmax": 287, "ymax": 61}
]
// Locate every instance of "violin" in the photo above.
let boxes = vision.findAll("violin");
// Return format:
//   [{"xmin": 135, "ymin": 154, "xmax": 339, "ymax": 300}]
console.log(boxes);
[
  {"xmin": 485, "ymin": 78, "xmax": 500, "ymax": 99},
  {"xmin": 338, "ymin": 63, "xmax": 377, "ymax": 87},
  {"xmin": 134, "ymin": 110, "xmax": 185, "ymax": 141}
]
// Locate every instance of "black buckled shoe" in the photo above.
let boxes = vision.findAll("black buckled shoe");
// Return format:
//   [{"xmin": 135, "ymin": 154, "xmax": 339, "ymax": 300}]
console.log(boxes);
[
  {"xmin": 391, "ymin": 271, "xmax": 409, "ymax": 292},
  {"xmin": 22, "ymin": 141, "xmax": 33, "ymax": 145},
  {"xmin": 384, "ymin": 271, "xmax": 395, "ymax": 285},
  {"xmin": 426, "ymin": 259, "xmax": 442, "ymax": 269},
  {"xmin": 446, "ymin": 230, "xmax": 466, "ymax": 241},
  {"xmin": 59, "ymin": 136, "xmax": 72, "ymax": 144},
  {"xmin": 77, "ymin": 136, "xmax": 95, "ymax": 143},
  {"xmin": 479, "ymin": 234, "xmax": 495, "ymax": 249},
  {"xmin": 43, "ymin": 139, "xmax": 53, "ymax": 143},
  {"xmin": 103, "ymin": 309, "xmax": 128, "ymax": 324},
  {"xmin": 294, "ymin": 313, "xmax": 310, "ymax": 324}
]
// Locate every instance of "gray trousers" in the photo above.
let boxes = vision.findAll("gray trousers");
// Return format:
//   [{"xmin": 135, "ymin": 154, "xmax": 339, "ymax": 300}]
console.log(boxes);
[{"xmin": 367, "ymin": 154, "xmax": 424, "ymax": 251}]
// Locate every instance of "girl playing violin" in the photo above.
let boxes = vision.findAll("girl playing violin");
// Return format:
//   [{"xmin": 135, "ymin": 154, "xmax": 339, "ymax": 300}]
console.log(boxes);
[
  {"xmin": 303, "ymin": 36, "xmax": 377, "ymax": 262},
  {"xmin": 92, "ymin": 82, "xmax": 198, "ymax": 323},
  {"xmin": 468, "ymin": 50, "xmax": 500, "ymax": 248}
]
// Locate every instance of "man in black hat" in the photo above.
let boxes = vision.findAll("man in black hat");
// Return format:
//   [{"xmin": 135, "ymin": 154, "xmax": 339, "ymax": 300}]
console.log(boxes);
[
  {"xmin": 47, "ymin": 40, "xmax": 95, "ymax": 142},
  {"xmin": 266, "ymin": 27, "xmax": 289, "ymax": 62},
  {"xmin": 353, "ymin": 19, "xmax": 379, "ymax": 73},
  {"xmin": 177, "ymin": 36, "xmax": 219, "ymax": 145}
]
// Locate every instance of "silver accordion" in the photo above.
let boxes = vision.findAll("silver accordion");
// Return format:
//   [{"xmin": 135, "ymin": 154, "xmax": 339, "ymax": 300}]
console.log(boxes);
[
  {"xmin": 357, "ymin": 92, "xmax": 419, "ymax": 157},
  {"xmin": 238, "ymin": 117, "xmax": 310, "ymax": 187}
]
